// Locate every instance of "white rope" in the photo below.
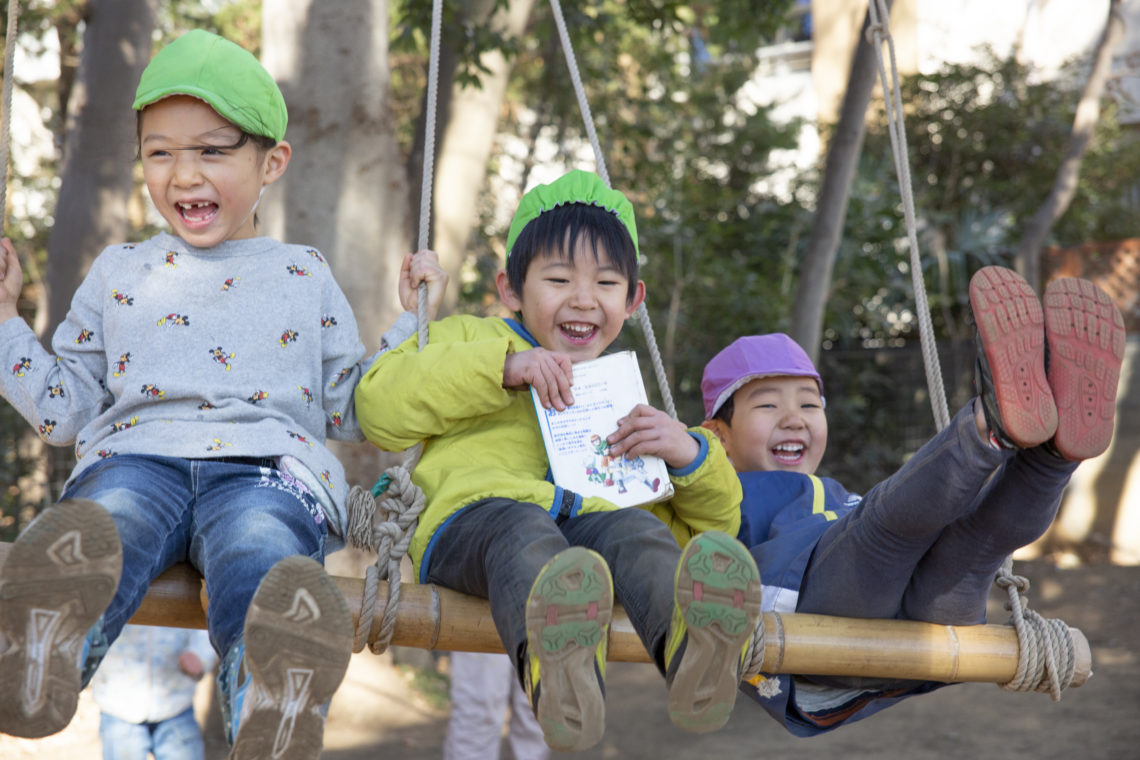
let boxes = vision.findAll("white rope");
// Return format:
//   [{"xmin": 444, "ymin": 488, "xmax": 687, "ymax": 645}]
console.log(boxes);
[
  {"xmin": 344, "ymin": 471, "xmax": 426, "ymax": 654},
  {"xmin": 415, "ymin": 0, "xmax": 444, "ymax": 352},
  {"xmin": 546, "ymin": 0, "xmax": 678, "ymax": 420},
  {"xmin": 866, "ymin": 0, "xmax": 950, "ymax": 431},
  {"xmin": 994, "ymin": 558, "xmax": 1080, "ymax": 699},
  {"xmin": 348, "ymin": 0, "xmax": 441, "ymax": 654},
  {"xmin": 0, "ymin": 0, "xmax": 21, "ymax": 223}
]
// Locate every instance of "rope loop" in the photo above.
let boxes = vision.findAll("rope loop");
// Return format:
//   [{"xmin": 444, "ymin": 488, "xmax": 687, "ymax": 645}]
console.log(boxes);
[
  {"xmin": 344, "ymin": 464, "xmax": 427, "ymax": 654},
  {"xmin": 995, "ymin": 558, "xmax": 1078, "ymax": 699}
]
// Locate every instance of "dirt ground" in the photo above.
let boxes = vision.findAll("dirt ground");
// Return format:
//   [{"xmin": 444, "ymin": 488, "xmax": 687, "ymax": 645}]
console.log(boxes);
[{"xmin": 1, "ymin": 558, "xmax": 1137, "ymax": 760}]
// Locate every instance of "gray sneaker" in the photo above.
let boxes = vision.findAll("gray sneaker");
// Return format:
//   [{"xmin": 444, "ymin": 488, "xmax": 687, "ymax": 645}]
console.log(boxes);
[
  {"xmin": 664, "ymin": 530, "xmax": 762, "ymax": 733},
  {"xmin": 0, "ymin": 499, "xmax": 121, "ymax": 738},
  {"xmin": 523, "ymin": 546, "xmax": 613, "ymax": 752},
  {"xmin": 228, "ymin": 554, "xmax": 354, "ymax": 760}
]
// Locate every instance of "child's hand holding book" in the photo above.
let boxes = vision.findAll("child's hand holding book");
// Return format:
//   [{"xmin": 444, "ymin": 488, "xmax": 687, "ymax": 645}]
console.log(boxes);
[{"xmin": 605, "ymin": 403, "xmax": 699, "ymax": 471}]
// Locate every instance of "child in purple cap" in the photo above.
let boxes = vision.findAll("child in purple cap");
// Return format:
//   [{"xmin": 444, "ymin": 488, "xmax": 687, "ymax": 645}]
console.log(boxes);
[
  {"xmin": 357, "ymin": 169, "xmax": 761, "ymax": 751},
  {"xmin": 0, "ymin": 29, "xmax": 448, "ymax": 757},
  {"xmin": 700, "ymin": 267, "xmax": 1125, "ymax": 736}
]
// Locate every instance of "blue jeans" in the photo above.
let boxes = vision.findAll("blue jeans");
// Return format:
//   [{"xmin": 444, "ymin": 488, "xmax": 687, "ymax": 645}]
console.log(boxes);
[
  {"xmin": 99, "ymin": 707, "xmax": 204, "ymax": 760},
  {"xmin": 425, "ymin": 500, "xmax": 681, "ymax": 679},
  {"xmin": 799, "ymin": 402, "xmax": 1077, "ymax": 626},
  {"xmin": 64, "ymin": 454, "xmax": 328, "ymax": 669}
]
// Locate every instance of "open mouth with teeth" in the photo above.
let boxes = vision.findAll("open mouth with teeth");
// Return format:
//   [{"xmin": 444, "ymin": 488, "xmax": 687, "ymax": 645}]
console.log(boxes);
[
  {"xmin": 560, "ymin": 322, "xmax": 599, "ymax": 344},
  {"xmin": 772, "ymin": 441, "xmax": 806, "ymax": 466},
  {"xmin": 177, "ymin": 200, "xmax": 219, "ymax": 227}
]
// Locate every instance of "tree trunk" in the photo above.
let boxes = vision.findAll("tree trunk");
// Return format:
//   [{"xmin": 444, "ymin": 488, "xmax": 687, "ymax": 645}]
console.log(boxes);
[
  {"xmin": 1014, "ymin": 0, "xmax": 1125, "ymax": 290},
  {"xmin": 44, "ymin": 0, "xmax": 155, "ymax": 339},
  {"xmin": 261, "ymin": 0, "xmax": 413, "ymax": 488},
  {"xmin": 40, "ymin": 0, "xmax": 154, "ymax": 499},
  {"xmin": 430, "ymin": 0, "xmax": 537, "ymax": 312},
  {"xmin": 790, "ymin": 0, "xmax": 892, "ymax": 363}
]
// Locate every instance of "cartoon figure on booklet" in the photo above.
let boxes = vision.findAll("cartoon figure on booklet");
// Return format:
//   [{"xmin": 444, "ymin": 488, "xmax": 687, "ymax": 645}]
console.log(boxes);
[{"xmin": 584, "ymin": 433, "xmax": 661, "ymax": 495}]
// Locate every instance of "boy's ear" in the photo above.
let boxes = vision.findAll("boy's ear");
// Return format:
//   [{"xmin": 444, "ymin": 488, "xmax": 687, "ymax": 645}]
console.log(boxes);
[
  {"xmin": 261, "ymin": 140, "xmax": 292, "ymax": 186},
  {"xmin": 700, "ymin": 418, "xmax": 725, "ymax": 443},
  {"xmin": 625, "ymin": 279, "xmax": 647, "ymax": 317},
  {"xmin": 495, "ymin": 270, "xmax": 522, "ymax": 312}
]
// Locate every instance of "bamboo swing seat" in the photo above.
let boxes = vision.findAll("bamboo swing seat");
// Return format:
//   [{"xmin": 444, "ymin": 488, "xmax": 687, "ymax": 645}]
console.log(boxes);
[{"xmin": 0, "ymin": 542, "xmax": 1090, "ymax": 688}]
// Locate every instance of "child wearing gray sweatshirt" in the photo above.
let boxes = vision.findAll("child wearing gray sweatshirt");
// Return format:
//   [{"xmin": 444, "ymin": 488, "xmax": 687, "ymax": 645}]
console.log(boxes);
[{"xmin": 0, "ymin": 30, "xmax": 446, "ymax": 760}]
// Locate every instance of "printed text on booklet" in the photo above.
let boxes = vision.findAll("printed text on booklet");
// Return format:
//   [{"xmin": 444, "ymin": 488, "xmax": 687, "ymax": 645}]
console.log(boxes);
[{"xmin": 531, "ymin": 351, "xmax": 674, "ymax": 508}]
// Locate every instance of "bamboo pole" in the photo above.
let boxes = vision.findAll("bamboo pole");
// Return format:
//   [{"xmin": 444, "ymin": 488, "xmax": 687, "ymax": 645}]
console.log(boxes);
[{"xmin": 0, "ymin": 547, "xmax": 1091, "ymax": 686}]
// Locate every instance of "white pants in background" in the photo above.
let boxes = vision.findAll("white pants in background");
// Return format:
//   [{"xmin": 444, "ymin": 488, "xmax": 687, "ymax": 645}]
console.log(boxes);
[{"xmin": 443, "ymin": 652, "xmax": 551, "ymax": 760}]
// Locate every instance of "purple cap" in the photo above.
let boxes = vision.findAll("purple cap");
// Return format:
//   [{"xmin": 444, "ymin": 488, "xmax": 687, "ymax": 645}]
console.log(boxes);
[{"xmin": 701, "ymin": 333, "xmax": 824, "ymax": 418}]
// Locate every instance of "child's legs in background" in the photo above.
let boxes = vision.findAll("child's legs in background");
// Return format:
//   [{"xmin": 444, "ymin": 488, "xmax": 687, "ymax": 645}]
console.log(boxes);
[
  {"xmin": 798, "ymin": 402, "xmax": 1006, "ymax": 619},
  {"xmin": 901, "ymin": 446, "xmax": 1078, "ymax": 624},
  {"xmin": 425, "ymin": 498, "xmax": 569, "ymax": 678},
  {"xmin": 444, "ymin": 651, "xmax": 550, "ymax": 760},
  {"xmin": 187, "ymin": 459, "xmax": 327, "ymax": 659},
  {"xmin": 559, "ymin": 509, "xmax": 680, "ymax": 674},
  {"xmin": 98, "ymin": 712, "xmax": 154, "ymax": 760},
  {"xmin": 62, "ymin": 455, "xmax": 196, "ymax": 673},
  {"xmin": 149, "ymin": 707, "xmax": 206, "ymax": 760}
]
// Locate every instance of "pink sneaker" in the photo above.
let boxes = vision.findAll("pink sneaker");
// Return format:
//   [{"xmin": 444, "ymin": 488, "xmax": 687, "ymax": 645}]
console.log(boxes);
[
  {"xmin": 1043, "ymin": 277, "xmax": 1126, "ymax": 460},
  {"xmin": 968, "ymin": 266, "xmax": 1058, "ymax": 448}
]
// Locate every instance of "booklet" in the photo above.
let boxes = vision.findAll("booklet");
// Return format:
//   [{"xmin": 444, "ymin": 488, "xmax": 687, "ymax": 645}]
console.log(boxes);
[{"xmin": 531, "ymin": 350, "xmax": 674, "ymax": 508}]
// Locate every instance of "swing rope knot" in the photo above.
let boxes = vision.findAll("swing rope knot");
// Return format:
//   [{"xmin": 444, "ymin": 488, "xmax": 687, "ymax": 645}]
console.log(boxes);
[
  {"xmin": 345, "ymin": 463, "xmax": 427, "ymax": 654},
  {"xmin": 994, "ymin": 558, "xmax": 1080, "ymax": 699}
]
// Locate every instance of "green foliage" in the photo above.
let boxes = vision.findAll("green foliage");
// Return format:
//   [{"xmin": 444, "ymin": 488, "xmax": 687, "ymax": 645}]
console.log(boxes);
[
  {"xmin": 837, "ymin": 51, "xmax": 1140, "ymax": 350},
  {"xmin": 452, "ymin": 0, "xmax": 801, "ymax": 425},
  {"xmin": 808, "ymin": 50, "xmax": 1140, "ymax": 487}
]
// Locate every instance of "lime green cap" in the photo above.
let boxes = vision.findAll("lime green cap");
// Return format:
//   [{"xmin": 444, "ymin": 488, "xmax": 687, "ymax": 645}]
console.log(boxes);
[
  {"xmin": 505, "ymin": 169, "xmax": 639, "ymax": 259},
  {"xmin": 133, "ymin": 29, "xmax": 287, "ymax": 142}
]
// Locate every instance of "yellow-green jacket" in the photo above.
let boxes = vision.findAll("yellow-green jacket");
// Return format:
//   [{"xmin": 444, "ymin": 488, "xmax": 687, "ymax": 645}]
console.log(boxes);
[{"xmin": 355, "ymin": 314, "xmax": 742, "ymax": 581}]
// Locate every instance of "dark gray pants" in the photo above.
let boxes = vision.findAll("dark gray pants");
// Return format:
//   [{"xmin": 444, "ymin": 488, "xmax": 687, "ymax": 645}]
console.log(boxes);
[
  {"xmin": 799, "ymin": 401, "xmax": 1077, "ymax": 626},
  {"xmin": 425, "ymin": 499, "xmax": 682, "ymax": 680}
]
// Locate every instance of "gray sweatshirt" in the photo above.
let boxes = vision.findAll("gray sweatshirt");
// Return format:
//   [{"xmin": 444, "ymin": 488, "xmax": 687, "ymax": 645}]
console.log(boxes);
[{"xmin": 0, "ymin": 232, "xmax": 415, "ymax": 546}]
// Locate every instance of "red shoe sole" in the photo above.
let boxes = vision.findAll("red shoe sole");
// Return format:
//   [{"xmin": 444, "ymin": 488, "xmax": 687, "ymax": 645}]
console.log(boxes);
[
  {"xmin": 969, "ymin": 267, "xmax": 1057, "ymax": 448},
  {"xmin": 1044, "ymin": 277, "xmax": 1126, "ymax": 460}
]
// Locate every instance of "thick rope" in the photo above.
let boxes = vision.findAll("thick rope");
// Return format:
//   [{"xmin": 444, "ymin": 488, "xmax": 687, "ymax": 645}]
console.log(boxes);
[
  {"xmin": 994, "ymin": 557, "xmax": 1080, "ymax": 699},
  {"xmin": 741, "ymin": 610, "xmax": 768, "ymax": 680},
  {"xmin": 547, "ymin": 0, "xmax": 678, "ymax": 420},
  {"xmin": 345, "ymin": 468, "xmax": 426, "ymax": 654},
  {"xmin": 0, "ymin": 0, "xmax": 21, "ymax": 223},
  {"xmin": 866, "ymin": 0, "xmax": 950, "ymax": 432},
  {"xmin": 348, "ymin": 0, "xmax": 441, "ymax": 654},
  {"xmin": 414, "ymin": 0, "xmax": 443, "ymax": 352}
]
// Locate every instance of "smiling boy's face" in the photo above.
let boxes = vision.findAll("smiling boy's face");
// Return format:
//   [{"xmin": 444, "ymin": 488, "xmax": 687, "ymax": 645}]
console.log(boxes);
[
  {"xmin": 496, "ymin": 236, "xmax": 645, "ymax": 363},
  {"xmin": 139, "ymin": 95, "xmax": 290, "ymax": 248},
  {"xmin": 703, "ymin": 375, "xmax": 828, "ymax": 475}
]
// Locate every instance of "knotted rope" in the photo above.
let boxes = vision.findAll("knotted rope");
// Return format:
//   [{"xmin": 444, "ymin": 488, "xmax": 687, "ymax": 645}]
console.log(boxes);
[
  {"xmin": 345, "ymin": 0, "xmax": 441, "ymax": 654},
  {"xmin": 345, "ymin": 470, "xmax": 426, "ymax": 654},
  {"xmin": 994, "ymin": 557, "xmax": 1081, "ymax": 699}
]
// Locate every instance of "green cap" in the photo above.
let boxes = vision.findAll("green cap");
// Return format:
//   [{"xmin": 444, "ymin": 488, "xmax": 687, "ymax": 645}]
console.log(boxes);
[
  {"xmin": 505, "ymin": 169, "xmax": 639, "ymax": 259},
  {"xmin": 133, "ymin": 29, "xmax": 287, "ymax": 142}
]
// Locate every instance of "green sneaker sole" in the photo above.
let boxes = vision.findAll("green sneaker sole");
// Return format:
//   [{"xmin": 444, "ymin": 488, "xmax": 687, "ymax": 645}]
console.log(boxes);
[
  {"xmin": 667, "ymin": 531, "xmax": 762, "ymax": 733},
  {"xmin": 524, "ymin": 546, "xmax": 613, "ymax": 752}
]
